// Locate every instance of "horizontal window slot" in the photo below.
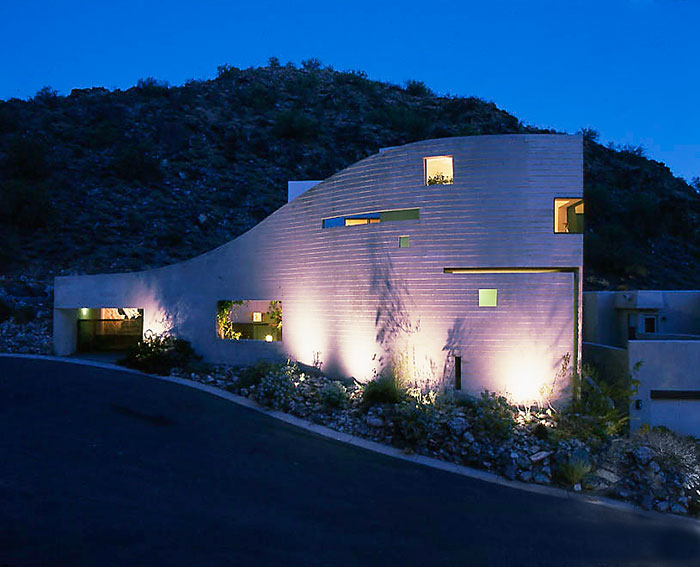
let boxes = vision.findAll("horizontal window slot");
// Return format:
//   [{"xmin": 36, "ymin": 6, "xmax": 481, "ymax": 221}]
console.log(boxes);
[
  {"xmin": 650, "ymin": 390, "xmax": 700, "ymax": 400},
  {"xmin": 444, "ymin": 267, "xmax": 577, "ymax": 274},
  {"xmin": 323, "ymin": 208, "xmax": 419, "ymax": 228}
]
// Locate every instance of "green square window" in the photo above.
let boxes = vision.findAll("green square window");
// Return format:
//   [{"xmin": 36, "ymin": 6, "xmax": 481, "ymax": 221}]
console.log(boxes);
[
  {"xmin": 479, "ymin": 289, "xmax": 497, "ymax": 307},
  {"xmin": 398, "ymin": 236, "xmax": 410, "ymax": 248}
]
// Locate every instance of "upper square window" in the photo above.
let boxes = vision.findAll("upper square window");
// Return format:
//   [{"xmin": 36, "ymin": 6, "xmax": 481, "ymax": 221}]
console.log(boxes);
[
  {"xmin": 554, "ymin": 198, "xmax": 584, "ymax": 233},
  {"xmin": 425, "ymin": 156, "xmax": 453, "ymax": 185}
]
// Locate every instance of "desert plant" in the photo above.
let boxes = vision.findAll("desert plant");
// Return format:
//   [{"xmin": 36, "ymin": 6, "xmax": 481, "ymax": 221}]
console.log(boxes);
[
  {"xmin": 235, "ymin": 360, "xmax": 285, "ymax": 390},
  {"xmin": 393, "ymin": 400, "xmax": 437, "ymax": 446},
  {"xmin": 110, "ymin": 143, "xmax": 163, "ymax": 184},
  {"xmin": 0, "ymin": 298, "xmax": 12, "ymax": 322},
  {"xmin": 216, "ymin": 300, "xmax": 246, "ymax": 340},
  {"xmin": 266, "ymin": 300, "xmax": 282, "ymax": 330},
  {"xmin": 460, "ymin": 391, "xmax": 516, "ymax": 441},
  {"xmin": 118, "ymin": 330, "xmax": 201, "ymax": 375},
  {"xmin": 319, "ymin": 381, "xmax": 349, "ymax": 409},
  {"xmin": 427, "ymin": 172, "xmax": 453, "ymax": 185},
  {"xmin": 362, "ymin": 370, "xmax": 404, "ymax": 408},
  {"xmin": 635, "ymin": 427, "xmax": 700, "ymax": 491},
  {"xmin": 254, "ymin": 365, "xmax": 297, "ymax": 411},
  {"xmin": 564, "ymin": 363, "xmax": 639, "ymax": 439},
  {"xmin": 557, "ymin": 454, "xmax": 592, "ymax": 486}
]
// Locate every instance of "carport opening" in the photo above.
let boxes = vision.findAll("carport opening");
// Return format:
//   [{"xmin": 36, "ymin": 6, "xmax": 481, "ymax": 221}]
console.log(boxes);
[{"xmin": 77, "ymin": 308, "xmax": 144, "ymax": 352}]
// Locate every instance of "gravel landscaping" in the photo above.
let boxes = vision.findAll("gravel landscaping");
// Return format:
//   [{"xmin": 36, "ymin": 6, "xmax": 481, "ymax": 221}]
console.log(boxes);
[{"xmin": 169, "ymin": 359, "xmax": 700, "ymax": 519}]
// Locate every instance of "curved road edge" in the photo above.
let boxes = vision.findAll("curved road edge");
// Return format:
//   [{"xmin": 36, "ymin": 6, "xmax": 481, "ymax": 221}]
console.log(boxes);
[{"xmin": 2, "ymin": 352, "xmax": 698, "ymax": 531}]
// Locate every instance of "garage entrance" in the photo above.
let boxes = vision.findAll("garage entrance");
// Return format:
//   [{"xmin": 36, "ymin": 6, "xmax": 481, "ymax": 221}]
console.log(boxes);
[{"xmin": 77, "ymin": 308, "xmax": 144, "ymax": 352}]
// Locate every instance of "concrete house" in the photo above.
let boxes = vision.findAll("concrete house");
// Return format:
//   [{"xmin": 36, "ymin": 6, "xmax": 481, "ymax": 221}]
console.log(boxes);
[
  {"xmin": 584, "ymin": 290, "xmax": 700, "ymax": 436},
  {"xmin": 54, "ymin": 134, "xmax": 584, "ymax": 403}
]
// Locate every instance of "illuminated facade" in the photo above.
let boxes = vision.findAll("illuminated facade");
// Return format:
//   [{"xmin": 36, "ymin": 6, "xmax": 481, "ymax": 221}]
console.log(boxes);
[{"xmin": 54, "ymin": 135, "xmax": 583, "ymax": 403}]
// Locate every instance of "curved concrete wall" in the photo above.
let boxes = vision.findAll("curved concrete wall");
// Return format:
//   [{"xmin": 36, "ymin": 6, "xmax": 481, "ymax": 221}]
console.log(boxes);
[{"xmin": 55, "ymin": 134, "xmax": 583, "ymax": 402}]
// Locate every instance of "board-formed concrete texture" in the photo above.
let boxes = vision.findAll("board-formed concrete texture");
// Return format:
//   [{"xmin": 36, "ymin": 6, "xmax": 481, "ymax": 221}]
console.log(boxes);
[{"xmin": 54, "ymin": 135, "xmax": 583, "ymax": 403}]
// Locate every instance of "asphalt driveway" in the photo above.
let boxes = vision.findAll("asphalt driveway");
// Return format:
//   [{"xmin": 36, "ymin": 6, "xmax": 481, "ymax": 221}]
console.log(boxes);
[{"xmin": 1, "ymin": 356, "xmax": 698, "ymax": 566}]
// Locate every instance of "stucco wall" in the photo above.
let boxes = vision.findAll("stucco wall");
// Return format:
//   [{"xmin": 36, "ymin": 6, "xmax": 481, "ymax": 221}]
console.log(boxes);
[
  {"xmin": 628, "ymin": 340, "xmax": 700, "ymax": 436},
  {"xmin": 583, "ymin": 291, "xmax": 700, "ymax": 347},
  {"xmin": 54, "ymin": 134, "xmax": 582, "ymax": 402}
]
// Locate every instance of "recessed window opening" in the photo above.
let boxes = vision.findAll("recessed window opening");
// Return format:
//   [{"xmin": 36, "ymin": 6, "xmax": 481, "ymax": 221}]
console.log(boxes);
[
  {"xmin": 554, "ymin": 198, "xmax": 584, "ymax": 233},
  {"xmin": 478, "ymin": 289, "xmax": 498, "ymax": 307},
  {"xmin": 322, "ymin": 208, "xmax": 419, "ymax": 228},
  {"xmin": 643, "ymin": 315, "xmax": 657, "ymax": 334},
  {"xmin": 398, "ymin": 235, "xmax": 410, "ymax": 248},
  {"xmin": 77, "ymin": 308, "xmax": 144, "ymax": 352},
  {"xmin": 425, "ymin": 156, "xmax": 453, "ymax": 185},
  {"xmin": 217, "ymin": 300, "xmax": 282, "ymax": 341}
]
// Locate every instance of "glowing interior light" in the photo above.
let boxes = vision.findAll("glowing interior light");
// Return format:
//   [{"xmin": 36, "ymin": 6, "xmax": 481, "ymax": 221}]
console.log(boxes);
[
  {"xmin": 479, "ymin": 289, "xmax": 498, "ymax": 307},
  {"xmin": 252, "ymin": 311, "xmax": 263, "ymax": 322},
  {"xmin": 425, "ymin": 156, "xmax": 454, "ymax": 185},
  {"xmin": 265, "ymin": 334, "xmax": 273, "ymax": 343},
  {"xmin": 80, "ymin": 308, "xmax": 89, "ymax": 316}
]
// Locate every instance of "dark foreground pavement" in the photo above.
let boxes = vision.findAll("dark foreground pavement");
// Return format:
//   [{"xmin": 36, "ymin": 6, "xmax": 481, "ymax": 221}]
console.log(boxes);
[{"xmin": 1, "ymin": 357, "xmax": 698, "ymax": 566}]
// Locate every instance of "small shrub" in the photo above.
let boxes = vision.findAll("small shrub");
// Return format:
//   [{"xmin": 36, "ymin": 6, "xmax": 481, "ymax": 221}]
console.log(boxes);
[
  {"xmin": 13, "ymin": 305, "xmax": 36, "ymax": 324},
  {"xmin": 0, "ymin": 298, "xmax": 12, "ymax": 322},
  {"xmin": 319, "ymin": 381, "xmax": 348, "ymax": 409},
  {"xmin": 2, "ymin": 135, "xmax": 51, "ymax": 180},
  {"xmin": 427, "ymin": 172, "xmax": 453, "ymax": 185},
  {"xmin": 236, "ymin": 360, "xmax": 285, "ymax": 390},
  {"xmin": 0, "ymin": 180, "xmax": 54, "ymax": 229},
  {"xmin": 118, "ymin": 331, "xmax": 201, "ymax": 375},
  {"xmin": 254, "ymin": 366, "xmax": 296, "ymax": 411},
  {"xmin": 393, "ymin": 401, "xmax": 437, "ymax": 446},
  {"xmin": 556, "ymin": 454, "xmax": 592, "ymax": 486},
  {"xmin": 362, "ymin": 372, "xmax": 404, "ymax": 408},
  {"xmin": 563, "ymin": 363, "xmax": 638, "ymax": 439},
  {"xmin": 635, "ymin": 427, "xmax": 700, "ymax": 491},
  {"xmin": 110, "ymin": 143, "xmax": 163, "ymax": 184},
  {"xmin": 34, "ymin": 86, "xmax": 59, "ymax": 106},
  {"xmin": 462, "ymin": 391, "xmax": 516, "ymax": 441},
  {"xmin": 404, "ymin": 79, "xmax": 431, "ymax": 97},
  {"xmin": 136, "ymin": 77, "xmax": 170, "ymax": 96}
]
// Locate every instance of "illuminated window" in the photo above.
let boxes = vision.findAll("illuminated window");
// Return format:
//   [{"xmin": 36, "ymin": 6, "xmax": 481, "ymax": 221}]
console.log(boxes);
[
  {"xmin": 398, "ymin": 236, "xmax": 410, "ymax": 248},
  {"xmin": 323, "ymin": 208, "xmax": 419, "ymax": 228},
  {"xmin": 425, "ymin": 156, "xmax": 453, "ymax": 185},
  {"xmin": 554, "ymin": 198, "xmax": 584, "ymax": 233},
  {"xmin": 217, "ymin": 300, "xmax": 282, "ymax": 341},
  {"xmin": 479, "ymin": 289, "xmax": 497, "ymax": 307}
]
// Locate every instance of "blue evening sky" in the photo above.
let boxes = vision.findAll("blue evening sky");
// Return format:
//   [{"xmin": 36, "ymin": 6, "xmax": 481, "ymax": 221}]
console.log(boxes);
[{"xmin": 0, "ymin": 0, "xmax": 697, "ymax": 181}]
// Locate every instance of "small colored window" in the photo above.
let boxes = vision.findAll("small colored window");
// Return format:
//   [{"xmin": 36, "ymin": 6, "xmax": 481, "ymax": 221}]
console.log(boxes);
[
  {"xmin": 554, "ymin": 198, "xmax": 584, "ymax": 233},
  {"xmin": 643, "ymin": 315, "xmax": 657, "ymax": 334},
  {"xmin": 425, "ymin": 156, "xmax": 453, "ymax": 185},
  {"xmin": 399, "ymin": 236, "xmax": 410, "ymax": 248},
  {"xmin": 479, "ymin": 289, "xmax": 498, "ymax": 307},
  {"xmin": 323, "ymin": 208, "xmax": 419, "ymax": 228}
]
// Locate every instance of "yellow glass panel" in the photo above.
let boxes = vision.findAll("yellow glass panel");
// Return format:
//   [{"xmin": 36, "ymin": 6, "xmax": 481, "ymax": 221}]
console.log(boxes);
[
  {"xmin": 479, "ymin": 289, "xmax": 498, "ymax": 307},
  {"xmin": 345, "ymin": 218, "xmax": 369, "ymax": 226}
]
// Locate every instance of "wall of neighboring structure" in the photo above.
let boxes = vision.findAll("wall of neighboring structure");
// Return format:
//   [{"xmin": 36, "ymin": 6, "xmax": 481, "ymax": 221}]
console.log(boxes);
[
  {"xmin": 628, "ymin": 340, "xmax": 700, "ymax": 437},
  {"xmin": 583, "ymin": 291, "xmax": 700, "ymax": 347},
  {"xmin": 54, "ymin": 134, "xmax": 582, "ymax": 402}
]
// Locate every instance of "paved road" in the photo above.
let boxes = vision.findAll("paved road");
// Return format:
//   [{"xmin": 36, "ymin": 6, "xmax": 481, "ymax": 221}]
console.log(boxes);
[{"xmin": 1, "ymin": 357, "xmax": 698, "ymax": 566}]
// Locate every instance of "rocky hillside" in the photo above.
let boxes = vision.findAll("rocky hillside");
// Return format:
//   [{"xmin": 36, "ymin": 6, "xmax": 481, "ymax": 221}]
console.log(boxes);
[{"xmin": 0, "ymin": 60, "xmax": 698, "ymax": 327}]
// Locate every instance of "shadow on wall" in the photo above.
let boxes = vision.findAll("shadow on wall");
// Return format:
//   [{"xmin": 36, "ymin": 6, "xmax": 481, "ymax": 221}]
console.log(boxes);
[
  {"xmin": 442, "ymin": 317, "xmax": 472, "ymax": 390},
  {"xmin": 370, "ymin": 243, "xmax": 420, "ymax": 375}
]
